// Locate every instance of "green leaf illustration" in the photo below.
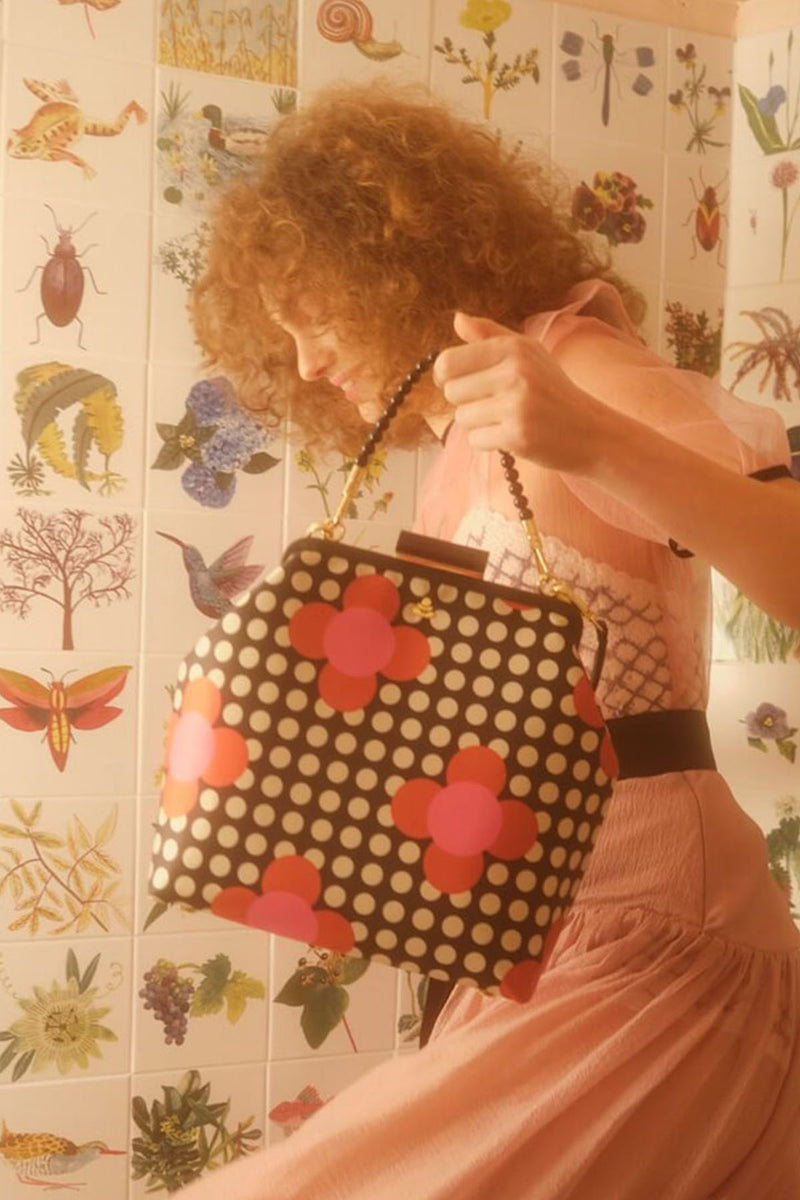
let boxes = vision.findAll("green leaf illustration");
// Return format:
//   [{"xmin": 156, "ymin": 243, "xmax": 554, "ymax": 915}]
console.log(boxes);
[
  {"xmin": 300, "ymin": 985, "xmax": 349, "ymax": 1049},
  {"xmin": 224, "ymin": 971, "xmax": 265, "ymax": 1024},
  {"xmin": 152, "ymin": 437, "xmax": 186, "ymax": 471},
  {"xmin": 335, "ymin": 956, "xmax": 370, "ymax": 986},
  {"xmin": 274, "ymin": 966, "xmax": 328, "ymax": 1007},
  {"xmin": 142, "ymin": 899, "xmax": 169, "ymax": 932},
  {"xmin": 777, "ymin": 739, "xmax": 797, "ymax": 764},
  {"xmin": 738, "ymin": 84, "xmax": 786, "ymax": 153},
  {"xmin": 747, "ymin": 737, "xmax": 768, "ymax": 752},
  {"xmin": 242, "ymin": 452, "xmax": 280, "ymax": 474},
  {"xmin": 190, "ymin": 954, "xmax": 232, "ymax": 1017}
]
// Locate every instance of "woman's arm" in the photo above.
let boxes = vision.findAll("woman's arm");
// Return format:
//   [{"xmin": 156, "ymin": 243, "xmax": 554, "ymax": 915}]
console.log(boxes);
[{"xmin": 434, "ymin": 313, "xmax": 800, "ymax": 630}]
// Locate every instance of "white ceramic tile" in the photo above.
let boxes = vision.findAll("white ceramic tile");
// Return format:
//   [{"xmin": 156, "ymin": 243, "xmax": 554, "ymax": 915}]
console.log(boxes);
[
  {"xmin": 300, "ymin": 0, "xmax": 432, "ymax": 95},
  {"xmin": 659, "ymin": 283, "xmax": 725, "ymax": 374},
  {"xmin": 0, "ymin": 936, "xmax": 132, "ymax": 1083},
  {"xmin": 3, "ymin": 194, "xmax": 152, "ymax": 362},
  {"xmin": 132, "ymin": 927, "xmax": 269, "ymax": 1072},
  {"xmin": 553, "ymin": 6, "xmax": 667, "ymax": 149},
  {"xmin": 0, "ymin": 794, "xmax": 135, "ymax": 941},
  {"xmin": 151, "ymin": 204, "xmax": 208, "ymax": 367},
  {"xmin": 0, "ymin": 652, "xmax": 137, "ymax": 798},
  {"xmin": 430, "ymin": 0, "xmax": 552, "ymax": 140},
  {"xmin": 143, "ymin": 508, "xmax": 278, "ymax": 655},
  {"xmin": 0, "ymin": 502, "xmax": 142, "ymax": 654},
  {"xmin": 0, "ymin": 352, "xmax": 147, "ymax": 510},
  {"xmin": 665, "ymin": 29, "xmax": 733, "ymax": 158},
  {"xmin": 3, "ymin": 46, "xmax": 154, "ymax": 209},
  {"xmin": 146, "ymin": 362, "xmax": 286, "ymax": 515},
  {"xmin": 158, "ymin": 0, "xmax": 297, "ymax": 88},
  {"xmin": 130, "ymin": 1062, "xmax": 265, "ymax": 1196},
  {"xmin": 711, "ymin": 573, "xmax": 800, "ymax": 667},
  {"xmin": 0, "ymin": 1075, "xmax": 131, "ymax": 1198},
  {"xmin": 268, "ymin": 935, "xmax": 398, "ymax": 1060},
  {"xmin": 727, "ymin": 148, "xmax": 800, "ymax": 288},
  {"xmin": 395, "ymin": 967, "xmax": 426, "ymax": 1049},
  {"xmin": 8, "ymin": 0, "xmax": 157, "ymax": 60},
  {"xmin": 732, "ymin": 28, "xmax": 800, "ymax": 166},
  {"xmin": 663, "ymin": 154, "xmax": 731, "ymax": 287},
  {"xmin": 266, "ymin": 1049, "xmax": 392, "ymax": 1145},
  {"xmin": 707, "ymin": 662, "xmax": 800, "ymax": 796}
]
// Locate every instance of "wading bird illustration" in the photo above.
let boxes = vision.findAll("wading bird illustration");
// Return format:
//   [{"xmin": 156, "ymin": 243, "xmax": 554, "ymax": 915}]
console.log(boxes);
[{"xmin": 0, "ymin": 1119, "xmax": 125, "ymax": 1190}]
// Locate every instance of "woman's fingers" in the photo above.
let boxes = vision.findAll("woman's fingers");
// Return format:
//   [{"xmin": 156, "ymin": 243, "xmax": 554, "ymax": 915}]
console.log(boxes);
[{"xmin": 451, "ymin": 394, "xmax": 508, "ymax": 431}]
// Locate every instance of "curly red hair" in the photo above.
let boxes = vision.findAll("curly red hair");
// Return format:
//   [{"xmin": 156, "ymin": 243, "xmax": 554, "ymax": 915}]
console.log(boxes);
[{"xmin": 191, "ymin": 79, "xmax": 643, "ymax": 454}]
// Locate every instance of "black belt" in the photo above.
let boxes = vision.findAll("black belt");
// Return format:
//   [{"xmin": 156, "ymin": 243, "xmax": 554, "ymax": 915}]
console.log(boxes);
[{"xmin": 419, "ymin": 709, "xmax": 716, "ymax": 1047}]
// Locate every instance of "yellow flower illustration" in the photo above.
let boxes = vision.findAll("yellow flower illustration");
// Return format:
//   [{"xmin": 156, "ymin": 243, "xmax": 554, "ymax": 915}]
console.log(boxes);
[
  {"xmin": 9, "ymin": 977, "xmax": 117, "ymax": 1075},
  {"xmin": 460, "ymin": 0, "xmax": 512, "ymax": 33}
]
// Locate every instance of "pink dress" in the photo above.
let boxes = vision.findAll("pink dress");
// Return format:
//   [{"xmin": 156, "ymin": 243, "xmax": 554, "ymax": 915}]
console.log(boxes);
[{"xmin": 180, "ymin": 282, "xmax": 800, "ymax": 1200}]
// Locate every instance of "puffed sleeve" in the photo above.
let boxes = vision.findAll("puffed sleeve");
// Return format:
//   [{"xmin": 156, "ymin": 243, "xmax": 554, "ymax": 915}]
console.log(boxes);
[{"xmin": 525, "ymin": 290, "xmax": 791, "ymax": 547}]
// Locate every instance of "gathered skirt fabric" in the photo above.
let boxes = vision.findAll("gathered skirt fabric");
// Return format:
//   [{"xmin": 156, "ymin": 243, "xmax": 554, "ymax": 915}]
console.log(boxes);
[{"xmin": 179, "ymin": 769, "xmax": 800, "ymax": 1200}]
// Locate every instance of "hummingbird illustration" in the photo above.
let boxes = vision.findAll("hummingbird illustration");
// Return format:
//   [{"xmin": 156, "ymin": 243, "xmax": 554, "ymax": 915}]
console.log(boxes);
[
  {"xmin": 157, "ymin": 532, "xmax": 264, "ymax": 618},
  {"xmin": 0, "ymin": 1119, "xmax": 126, "ymax": 1190}
]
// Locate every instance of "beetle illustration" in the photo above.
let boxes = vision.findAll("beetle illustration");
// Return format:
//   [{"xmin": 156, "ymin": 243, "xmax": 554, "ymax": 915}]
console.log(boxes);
[
  {"xmin": 0, "ymin": 664, "xmax": 130, "ymax": 772},
  {"xmin": 684, "ymin": 170, "xmax": 727, "ymax": 266},
  {"xmin": 16, "ymin": 203, "xmax": 106, "ymax": 348}
]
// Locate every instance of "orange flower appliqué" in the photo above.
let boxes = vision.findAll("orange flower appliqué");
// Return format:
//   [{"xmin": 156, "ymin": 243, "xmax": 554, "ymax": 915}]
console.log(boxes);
[
  {"xmin": 288, "ymin": 574, "xmax": 430, "ymax": 712},
  {"xmin": 161, "ymin": 676, "xmax": 249, "ymax": 818},
  {"xmin": 572, "ymin": 674, "xmax": 619, "ymax": 779},
  {"xmin": 391, "ymin": 746, "xmax": 539, "ymax": 894},
  {"xmin": 211, "ymin": 857, "xmax": 356, "ymax": 952}
]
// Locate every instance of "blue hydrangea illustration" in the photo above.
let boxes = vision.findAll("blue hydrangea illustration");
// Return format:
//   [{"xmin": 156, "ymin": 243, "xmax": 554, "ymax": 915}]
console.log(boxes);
[
  {"xmin": 202, "ymin": 413, "xmax": 264, "ymax": 472},
  {"xmin": 186, "ymin": 379, "xmax": 231, "ymax": 426},
  {"xmin": 181, "ymin": 461, "xmax": 236, "ymax": 508}
]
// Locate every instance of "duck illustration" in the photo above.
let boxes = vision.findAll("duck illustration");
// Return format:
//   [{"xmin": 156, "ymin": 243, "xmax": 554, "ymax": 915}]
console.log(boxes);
[
  {"xmin": 0, "ymin": 1119, "xmax": 125, "ymax": 1190},
  {"xmin": 200, "ymin": 104, "xmax": 271, "ymax": 158}
]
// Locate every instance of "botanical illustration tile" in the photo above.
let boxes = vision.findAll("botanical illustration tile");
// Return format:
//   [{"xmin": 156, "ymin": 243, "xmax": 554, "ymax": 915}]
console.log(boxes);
[
  {"xmin": 1, "ymin": 352, "xmax": 147, "ymax": 510},
  {"xmin": 130, "ymin": 1062, "xmax": 265, "ymax": 1195},
  {"xmin": 707, "ymin": 662, "xmax": 800, "ymax": 797},
  {"xmin": 0, "ymin": 652, "xmax": 137, "ymax": 799},
  {"xmin": 268, "ymin": 934, "xmax": 398, "ymax": 1061},
  {"xmin": 266, "ymin": 1049, "xmax": 392, "ymax": 1144},
  {"xmin": 283, "ymin": 441, "xmax": 419, "ymax": 545},
  {"xmin": 0, "ymin": 936, "xmax": 133, "ymax": 1084},
  {"xmin": 135, "ymin": 794, "xmax": 225, "ymax": 938},
  {"xmin": 147, "ymin": 363, "xmax": 286, "ymax": 515},
  {"xmin": 735, "ymin": 789, "xmax": 800, "ymax": 927},
  {"xmin": 660, "ymin": 282, "xmax": 725, "ymax": 376},
  {"xmin": 0, "ymin": 503, "xmax": 142, "ymax": 654},
  {"xmin": 720, "ymin": 281, "xmax": 800, "ymax": 410},
  {"xmin": 132, "ymin": 927, "xmax": 269, "ymax": 1072},
  {"xmin": 732, "ymin": 27, "xmax": 800, "ymax": 165},
  {"xmin": 665, "ymin": 30, "xmax": 733, "ymax": 158},
  {"xmin": 395, "ymin": 966, "xmax": 427, "ymax": 1049},
  {"xmin": 0, "ymin": 1074, "xmax": 130, "ymax": 1198},
  {"xmin": 727, "ymin": 149, "xmax": 800, "ymax": 288},
  {"xmin": 3, "ymin": 44, "xmax": 153, "ymax": 209},
  {"xmin": 712, "ymin": 570, "xmax": 800, "ymax": 668},
  {"xmin": 151, "ymin": 205, "xmax": 208, "ymax": 367},
  {"xmin": 300, "ymin": 0, "xmax": 432, "ymax": 94},
  {"xmin": 553, "ymin": 6, "xmax": 667, "ymax": 150},
  {"xmin": 663, "ymin": 154, "xmax": 730, "ymax": 288},
  {"xmin": 0, "ymin": 794, "xmax": 135, "ymax": 941},
  {"xmin": 139, "ymin": 653, "xmax": 184, "ymax": 800},
  {"xmin": 430, "ymin": 0, "xmax": 552, "ymax": 140},
  {"xmin": 3, "ymin": 193, "xmax": 151, "ymax": 364},
  {"xmin": 7, "ymin": 0, "xmax": 157, "ymax": 60},
  {"xmin": 143, "ymin": 507, "xmax": 278, "ymax": 655},
  {"xmin": 159, "ymin": 0, "xmax": 297, "ymax": 87}
]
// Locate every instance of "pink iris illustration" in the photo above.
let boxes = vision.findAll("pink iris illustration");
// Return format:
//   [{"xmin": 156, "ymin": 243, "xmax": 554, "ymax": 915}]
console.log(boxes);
[
  {"xmin": 288, "ymin": 575, "xmax": 430, "ymax": 711},
  {"xmin": 162, "ymin": 676, "xmax": 249, "ymax": 818},
  {"xmin": 391, "ymin": 746, "xmax": 539, "ymax": 894},
  {"xmin": 211, "ymin": 856, "xmax": 356, "ymax": 952}
]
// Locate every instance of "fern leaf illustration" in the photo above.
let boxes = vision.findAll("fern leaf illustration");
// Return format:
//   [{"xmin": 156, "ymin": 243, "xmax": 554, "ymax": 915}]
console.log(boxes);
[
  {"xmin": 13, "ymin": 363, "xmax": 70, "ymax": 420},
  {"xmin": 17, "ymin": 365, "xmax": 111, "ymax": 453}
]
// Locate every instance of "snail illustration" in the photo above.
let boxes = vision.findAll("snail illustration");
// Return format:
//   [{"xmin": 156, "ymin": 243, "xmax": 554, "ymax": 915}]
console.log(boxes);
[{"xmin": 316, "ymin": 0, "xmax": 403, "ymax": 61}]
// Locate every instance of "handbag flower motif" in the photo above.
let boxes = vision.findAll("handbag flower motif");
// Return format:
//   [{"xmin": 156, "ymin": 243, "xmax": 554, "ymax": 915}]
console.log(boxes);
[
  {"xmin": 572, "ymin": 675, "xmax": 619, "ymax": 779},
  {"xmin": 288, "ymin": 574, "xmax": 430, "ymax": 711},
  {"xmin": 391, "ymin": 746, "xmax": 539, "ymax": 894},
  {"xmin": 162, "ymin": 676, "xmax": 249, "ymax": 817},
  {"xmin": 210, "ymin": 857, "xmax": 356, "ymax": 951}
]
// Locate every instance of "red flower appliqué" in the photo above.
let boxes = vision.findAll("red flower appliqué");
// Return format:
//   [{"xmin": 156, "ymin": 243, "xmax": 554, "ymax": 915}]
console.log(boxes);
[
  {"xmin": 211, "ymin": 856, "xmax": 356, "ymax": 952},
  {"xmin": 499, "ymin": 915, "xmax": 565, "ymax": 1003},
  {"xmin": 288, "ymin": 575, "xmax": 430, "ymax": 712},
  {"xmin": 162, "ymin": 676, "xmax": 249, "ymax": 818},
  {"xmin": 392, "ymin": 746, "xmax": 539, "ymax": 894},
  {"xmin": 572, "ymin": 674, "xmax": 619, "ymax": 779}
]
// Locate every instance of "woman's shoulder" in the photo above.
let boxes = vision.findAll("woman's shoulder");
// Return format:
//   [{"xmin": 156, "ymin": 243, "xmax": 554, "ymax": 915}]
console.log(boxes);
[{"xmin": 522, "ymin": 279, "xmax": 642, "ymax": 355}]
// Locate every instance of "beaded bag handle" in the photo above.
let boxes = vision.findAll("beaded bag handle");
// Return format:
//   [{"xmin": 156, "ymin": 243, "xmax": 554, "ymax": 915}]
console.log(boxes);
[{"xmin": 306, "ymin": 353, "xmax": 606, "ymax": 655}]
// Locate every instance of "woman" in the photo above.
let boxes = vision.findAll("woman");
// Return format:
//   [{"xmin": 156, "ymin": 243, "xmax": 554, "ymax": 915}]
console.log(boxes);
[{"xmin": 181, "ymin": 81, "xmax": 800, "ymax": 1199}]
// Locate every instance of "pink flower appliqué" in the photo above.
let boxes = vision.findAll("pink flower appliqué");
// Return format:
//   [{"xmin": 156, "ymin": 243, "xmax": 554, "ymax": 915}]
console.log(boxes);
[
  {"xmin": 211, "ymin": 857, "xmax": 356, "ymax": 952},
  {"xmin": 288, "ymin": 574, "xmax": 430, "ymax": 711},
  {"xmin": 391, "ymin": 746, "xmax": 539, "ymax": 894},
  {"xmin": 161, "ymin": 676, "xmax": 249, "ymax": 818}
]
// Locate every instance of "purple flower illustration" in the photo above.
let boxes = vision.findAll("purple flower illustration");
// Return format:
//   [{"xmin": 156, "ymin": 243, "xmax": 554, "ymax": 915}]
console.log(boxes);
[
  {"xmin": 757, "ymin": 84, "xmax": 787, "ymax": 116},
  {"xmin": 744, "ymin": 702, "xmax": 797, "ymax": 764}
]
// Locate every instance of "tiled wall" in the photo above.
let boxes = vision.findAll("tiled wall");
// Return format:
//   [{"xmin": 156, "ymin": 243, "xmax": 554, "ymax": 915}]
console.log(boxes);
[{"xmin": 0, "ymin": 2, "xmax": 796, "ymax": 1195}]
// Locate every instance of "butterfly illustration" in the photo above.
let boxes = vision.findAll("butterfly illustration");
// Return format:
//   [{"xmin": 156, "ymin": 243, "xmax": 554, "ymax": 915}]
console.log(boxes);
[{"xmin": 0, "ymin": 665, "xmax": 130, "ymax": 772}]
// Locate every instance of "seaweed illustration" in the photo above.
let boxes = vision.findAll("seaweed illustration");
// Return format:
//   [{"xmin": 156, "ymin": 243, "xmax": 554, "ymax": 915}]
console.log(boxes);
[
  {"xmin": 7, "ymin": 363, "xmax": 125, "ymax": 497},
  {"xmin": 0, "ymin": 800, "xmax": 127, "ymax": 936},
  {"xmin": 727, "ymin": 307, "xmax": 800, "ymax": 403}
]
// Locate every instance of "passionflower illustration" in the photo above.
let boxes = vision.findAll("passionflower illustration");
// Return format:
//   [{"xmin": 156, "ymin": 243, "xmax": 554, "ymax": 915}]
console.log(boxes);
[
  {"xmin": 391, "ymin": 745, "xmax": 539, "ymax": 894},
  {"xmin": 211, "ymin": 857, "xmax": 356, "ymax": 952},
  {"xmin": 162, "ymin": 676, "xmax": 249, "ymax": 818},
  {"xmin": 8, "ymin": 977, "xmax": 116, "ymax": 1075},
  {"xmin": 288, "ymin": 575, "xmax": 430, "ymax": 711}
]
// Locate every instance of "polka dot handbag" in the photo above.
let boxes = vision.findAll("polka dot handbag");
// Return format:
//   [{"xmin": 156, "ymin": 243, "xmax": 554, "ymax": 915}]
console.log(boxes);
[{"xmin": 149, "ymin": 356, "xmax": 618, "ymax": 1003}]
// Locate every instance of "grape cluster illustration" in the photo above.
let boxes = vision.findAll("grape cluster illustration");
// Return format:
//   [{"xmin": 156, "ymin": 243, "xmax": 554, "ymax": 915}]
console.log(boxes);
[{"xmin": 139, "ymin": 959, "xmax": 195, "ymax": 1046}]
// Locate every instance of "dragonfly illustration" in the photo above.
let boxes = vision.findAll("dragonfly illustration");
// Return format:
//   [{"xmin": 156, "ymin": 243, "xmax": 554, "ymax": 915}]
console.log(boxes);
[
  {"xmin": 0, "ymin": 665, "xmax": 130, "ymax": 771},
  {"xmin": 560, "ymin": 24, "xmax": 655, "ymax": 127}
]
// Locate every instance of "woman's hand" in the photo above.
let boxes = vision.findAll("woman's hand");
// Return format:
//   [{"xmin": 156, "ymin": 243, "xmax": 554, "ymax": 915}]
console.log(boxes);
[{"xmin": 433, "ymin": 312, "xmax": 613, "ymax": 476}]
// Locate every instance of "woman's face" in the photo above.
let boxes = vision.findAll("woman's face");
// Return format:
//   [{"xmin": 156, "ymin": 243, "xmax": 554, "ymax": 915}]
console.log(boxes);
[{"xmin": 273, "ymin": 306, "xmax": 384, "ymax": 422}]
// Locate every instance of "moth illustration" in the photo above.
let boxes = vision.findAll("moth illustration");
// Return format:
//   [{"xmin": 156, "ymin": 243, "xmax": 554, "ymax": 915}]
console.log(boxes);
[{"xmin": 0, "ymin": 665, "xmax": 130, "ymax": 771}]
